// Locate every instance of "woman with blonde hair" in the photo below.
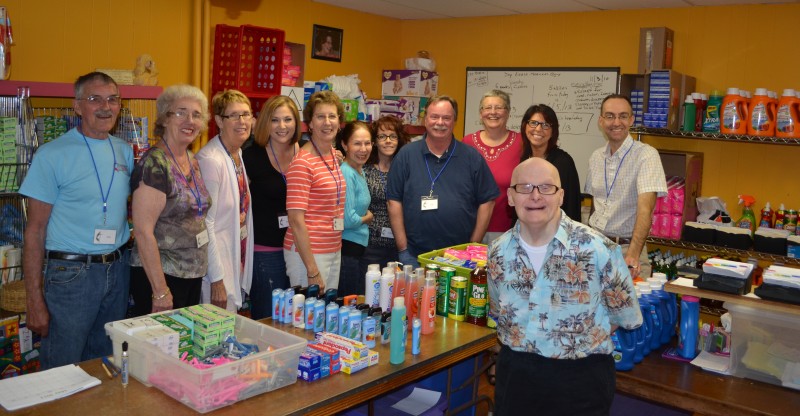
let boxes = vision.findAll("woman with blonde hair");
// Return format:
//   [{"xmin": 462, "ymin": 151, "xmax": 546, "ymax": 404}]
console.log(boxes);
[{"xmin": 130, "ymin": 84, "xmax": 211, "ymax": 314}]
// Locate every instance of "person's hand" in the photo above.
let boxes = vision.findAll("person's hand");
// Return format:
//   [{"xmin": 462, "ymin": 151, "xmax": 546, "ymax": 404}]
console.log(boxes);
[
  {"xmin": 151, "ymin": 290, "xmax": 173, "ymax": 313},
  {"xmin": 26, "ymin": 297, "xmax": 50, "ymax": 336},
  {"xmin": 363, "ymin": 210, "xmax": 374, "ymax": 225},
  {"xmin": 211, "ymin": 280, "xmax": 228, "ymax": 309},
  {"xmin": 398, "ymin": 249, "xmax": 418, "ymax": 268},
  {"xmin": 334, "ymin": 148, "xmax": 345, "ymax": 164},
  {"xmin": 624, "ymin": 255, "xmax": 640, "ymax": 279},
  {"xmin": 309, "ymin": 271, "xmax": 326, "ymax": 293}
]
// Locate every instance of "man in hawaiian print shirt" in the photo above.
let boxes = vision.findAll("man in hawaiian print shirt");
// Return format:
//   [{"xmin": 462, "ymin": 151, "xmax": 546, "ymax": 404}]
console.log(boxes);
[{"xmin": 488, "ymin": 158, "xmax": 642, "ymax": 415}]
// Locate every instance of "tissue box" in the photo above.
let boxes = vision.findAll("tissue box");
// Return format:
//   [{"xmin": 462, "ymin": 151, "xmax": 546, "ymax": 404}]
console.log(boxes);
[
  {"xmin": 381, "ymin": 70, "xmax": 438, "ymax": 97},
  {"xmin": 682, "ymin": 221, "xmax": 716, "ymax": 245},
  {"xmin": 715, "ymin": 226, "xmax": 752, "ymax": 250},
  {"xmin": 754, "ymin": 228, "xmax": 790, "ymax": 255},
  {"xmin": 725, "ymin": 302, "xmax": 800, "ymax": 390},
  {"xmin": 787, "ymin": 235, "xmax": 800, "ymax": 258}
]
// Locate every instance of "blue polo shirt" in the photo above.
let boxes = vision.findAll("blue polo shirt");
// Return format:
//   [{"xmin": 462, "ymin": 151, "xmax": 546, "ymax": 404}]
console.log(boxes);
[{"xmin": 386, "ymin": 135, "xmax": 499, "ymax": 255}]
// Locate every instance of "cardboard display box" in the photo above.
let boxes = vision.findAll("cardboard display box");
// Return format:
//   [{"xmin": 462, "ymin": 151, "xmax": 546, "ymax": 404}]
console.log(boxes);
[{"xmin": 639, "ymin": 27, "xmax": 674, "ymax": 73}]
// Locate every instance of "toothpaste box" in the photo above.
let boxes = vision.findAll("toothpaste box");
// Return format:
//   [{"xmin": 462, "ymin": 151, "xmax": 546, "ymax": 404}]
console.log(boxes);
[
  {"xmin": 381, "ymin": 70, "xmax": 438, "ymax": 97},
  {"xmin": 316, "ymin": 332, "xmax": 369, "ymax": 360},
  {"xmin": 111, "ymin": 317, "xmax": 162, "ymax": 336},
  {"xmin": 341, "ymin": 355, "xmax": 369, "ymax": 374},
  {"xmin": 298, "ymin": 367, "xmax": 321, "ymax": 382}
]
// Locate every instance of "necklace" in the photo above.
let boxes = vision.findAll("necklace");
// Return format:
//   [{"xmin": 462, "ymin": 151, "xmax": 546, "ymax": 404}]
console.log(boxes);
[{"xmin": 472, "ymin": 130, "xmax": 515, "ymax": 161}]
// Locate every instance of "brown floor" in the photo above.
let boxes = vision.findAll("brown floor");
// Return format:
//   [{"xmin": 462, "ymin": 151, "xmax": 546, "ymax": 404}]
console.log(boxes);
[{"xmin": 474, "ymin": 368, "xmax": 494, "ymax": 416}]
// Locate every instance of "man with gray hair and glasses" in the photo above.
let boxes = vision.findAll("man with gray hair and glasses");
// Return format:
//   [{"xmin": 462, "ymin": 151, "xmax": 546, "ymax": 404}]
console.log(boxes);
[{"xmin": 21, "ymin": 72, "xmax": 133, "ymax": 369}]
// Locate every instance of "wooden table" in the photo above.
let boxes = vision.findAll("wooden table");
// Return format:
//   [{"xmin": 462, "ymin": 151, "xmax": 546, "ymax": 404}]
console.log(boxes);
[
  {"xmin": 6, "ymin": 316, "xmax": 496, "ymax": 415},
  {"xmin": 616, "ymin": 345, "xmax": 800, "ymax": 416}
]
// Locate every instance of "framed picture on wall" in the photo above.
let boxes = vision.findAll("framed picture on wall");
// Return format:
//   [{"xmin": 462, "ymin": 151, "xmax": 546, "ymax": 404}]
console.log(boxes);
[{"xmin": 312, "ymin": 24, "xmax": 343, "ymax": 62}]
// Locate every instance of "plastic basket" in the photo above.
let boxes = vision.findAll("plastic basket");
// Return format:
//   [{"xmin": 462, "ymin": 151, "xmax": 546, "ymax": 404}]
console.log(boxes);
[
  {"xmin": 212, "ymin": 24, "xmax": 285, "ymax": 96},
  {"xmin": 417, "ymin": 243, "xmax": 486, "ymax": 279}
]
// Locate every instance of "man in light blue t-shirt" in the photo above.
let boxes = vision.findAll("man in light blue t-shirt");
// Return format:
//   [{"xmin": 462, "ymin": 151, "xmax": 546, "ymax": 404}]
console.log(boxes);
[{"xmin": 21, "ymin": 72, "xmax": 134, "ymax": 369}]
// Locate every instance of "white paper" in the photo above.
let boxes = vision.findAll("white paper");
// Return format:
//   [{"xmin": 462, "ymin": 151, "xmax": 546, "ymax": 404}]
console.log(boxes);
[
  {"xmin": 690, "ymin": 350, "xmax": 731, "ymax": 375},
  {"xmin": 671, "ymin": 277, "xmax": 696, "ymax": 288},
  {"xmin": 0, "ymin": 364, "xmax": 101, "ymax": 411},
  {"xmin": 391, "ymin": 387, "xmax": 442, "ymax": 416}
]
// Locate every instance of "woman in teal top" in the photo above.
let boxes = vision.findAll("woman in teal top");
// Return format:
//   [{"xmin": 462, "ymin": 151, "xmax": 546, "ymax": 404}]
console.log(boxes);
[{"xmin": 337, "ymin": 121, "xmax": 374, "ymax": 296}]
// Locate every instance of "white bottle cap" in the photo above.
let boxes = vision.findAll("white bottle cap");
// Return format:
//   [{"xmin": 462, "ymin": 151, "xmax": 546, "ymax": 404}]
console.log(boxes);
[
  {"xmin": 726, "ymin": 87, "xmax": 739, "ymax": 95},
  {"xmin": 368, "ymin": 264, "xmax": 380, "ymax": 272},
  {"xmin": 782, "ymin": 89, "xmax": 796, "ymax": 97},
  {"xmin": 394, "ymin": 297, "xmax": 405, "ymax": 307},
  {"xmin": 639, "ymin": 286, "xmax": 652, "ymax": 295},
  {"xmin": 652, "ymin": 272, "xmax": 668, "ymax": 280},
  {"xmin": 700, "ymin": 93, "xmax": 708, "ymax": 100},
  {"xmin": 685, "ymin": 95, "xmax": 694, "ymax": 103},
  {"xmin": 755, "ymin": 88, "xmax": 768, "ymax": 96},
  {"xmin": 691, "ymin": 92, "xmax": 702, "ymax": 100}
]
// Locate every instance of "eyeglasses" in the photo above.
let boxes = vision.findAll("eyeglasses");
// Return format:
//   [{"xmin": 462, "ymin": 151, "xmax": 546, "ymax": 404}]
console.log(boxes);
[
  {"xmin": 377, "ymin": 134, "xmax": 398, "ymax": 141},
  {"xmin": 510, "ymin": 183, "xmax": 560, "ymax": 195},
  {"xmin": 221, "ymin": 112, "xmax": 253, "ymax": 121},
  {"xmin": 526, "ymin": 120, "xmax": 552, "ymax": 130},
  {"xmin": 78, "ymin": 95, "xmax": 121, "ymax": 106},
  {"xmin": 168, "ymin": 110, "xmax": 204, "ymax": 121},
  {"xmin": 600, "ymin": 113, "xmax": 632, "ymax": 121},
  {"xmin": 480, "ymin": 105, "xmax": 507, "ymax": 112}
]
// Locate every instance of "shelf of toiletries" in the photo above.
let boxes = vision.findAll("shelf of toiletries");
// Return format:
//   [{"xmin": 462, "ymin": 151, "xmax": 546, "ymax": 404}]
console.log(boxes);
[
  {"xmin": 632, "ymin": 127, "xmax": 800, "ymax": 146},
  {"xmin": 646, "ymin": 236, "xmax": 800, "ymax": 266}
]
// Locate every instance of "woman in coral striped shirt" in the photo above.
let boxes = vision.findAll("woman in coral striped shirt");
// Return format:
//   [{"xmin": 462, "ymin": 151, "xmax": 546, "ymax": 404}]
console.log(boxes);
[{"xmin": 284, "ymin": 91, "xmax": 346, "ymax": 292}]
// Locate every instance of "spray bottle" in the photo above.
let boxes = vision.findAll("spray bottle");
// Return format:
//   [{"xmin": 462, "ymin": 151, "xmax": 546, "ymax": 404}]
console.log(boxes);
[
  {"xmin": 759, "ymin": 202, "xmax": 774, "ymax": 228},
  {"xmin": 735, "ymin": 195, "xmax": 757, "ymax": 234}
]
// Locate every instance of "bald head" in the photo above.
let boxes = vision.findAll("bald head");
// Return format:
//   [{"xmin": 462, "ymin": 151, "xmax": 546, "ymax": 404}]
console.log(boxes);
[{"xmin": 512, "ymin": 157, "xmax": 562, "ymax": 188}]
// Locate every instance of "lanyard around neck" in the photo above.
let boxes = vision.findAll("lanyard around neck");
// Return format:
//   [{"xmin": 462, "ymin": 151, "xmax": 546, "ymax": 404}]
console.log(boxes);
[
  {"xmin": 310, "ymin": 139, "xmax": 343, "ymax": 206},
  {"xmin": 604, "ymin": 142, "xmax": 633, "ymax": 199},
  {"xmin": 268, "ymin": 139, "xmax": 295, "ymax": 184},
  {"xmin": 221, "ymin": 139, "xmax": 248, "ymax": 216},
  {"xmin": 80, "ymin": 132, "xmax": 116, "ymax": 225},
  {"xmin": 424, "ymin": 139, "xmax": 456, "ymax": 197},
  {"xmin": 163, "ymin": 139, "xmax": 204, "ymax": 216}
]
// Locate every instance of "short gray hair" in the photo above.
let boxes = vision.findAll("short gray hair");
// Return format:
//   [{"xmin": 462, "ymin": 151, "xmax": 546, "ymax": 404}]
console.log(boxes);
[
  {"xmin": 479, "ymin": 89, "xmax": 510, "ymax": 111},
  {"xmin": 153, "ymin": 84, "xmax": 209, "ymax": 137}
]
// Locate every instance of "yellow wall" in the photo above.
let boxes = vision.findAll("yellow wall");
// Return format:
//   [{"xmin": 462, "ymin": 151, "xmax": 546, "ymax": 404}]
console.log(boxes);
[
  {"xmin": 399, "ymin": 4, "xmax": 800, "ymax": 214},
  {"xmin": 5, "ymin": 1, "xmax": 800, "ymax": 212}
]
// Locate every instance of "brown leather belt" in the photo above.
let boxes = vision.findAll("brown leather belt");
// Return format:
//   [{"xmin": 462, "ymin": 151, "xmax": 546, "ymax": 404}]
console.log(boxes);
[
  {"xmin": 47, "ymin": 249, "xmax": 122, "ymax": 264},
  {"xmin": 603, "ymin": 235, "xmax": 632, "ymax": 245}
]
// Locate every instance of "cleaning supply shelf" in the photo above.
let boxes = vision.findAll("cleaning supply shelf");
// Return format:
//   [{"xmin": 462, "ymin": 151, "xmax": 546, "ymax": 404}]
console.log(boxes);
[{"xmin": 632, "ymin": 126, "xmax": 800, "ymax": 146}]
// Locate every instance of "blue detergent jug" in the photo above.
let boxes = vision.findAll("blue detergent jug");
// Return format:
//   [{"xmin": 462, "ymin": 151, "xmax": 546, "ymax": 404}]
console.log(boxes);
[
  {"xmin": 612, "ymin": 329, "xmax": 637, "ymax": 371},
  {"xmin": 679, "ymin": 295, "xmax": 700, "ymax": 359}
]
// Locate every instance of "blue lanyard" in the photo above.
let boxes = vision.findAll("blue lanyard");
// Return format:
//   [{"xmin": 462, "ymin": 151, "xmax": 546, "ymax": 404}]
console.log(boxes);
[
  {"xmin": 604, "ymin": 142, "xmax": 633, "ymax": 199},
  {"xmin": 268, "ymin": 139, "xmax": 295, "ymax": 184},
  {"xmin": 221, "ymin": 140, "xmax": 248, "ymax": 217},
  {"xmin": 80, "ymin": 132, "xmax": 116, "ymax": 225},
  {"xmin": 163, "ymin": 139, "xmax": 204, "ymax": 216},
  {"xmin": 310, "ymin": 139, "xmax": 342, "ymax": 206},
  {"xmin": 424, "ymin": 139, "xmax": 456, "ymax": 196}
]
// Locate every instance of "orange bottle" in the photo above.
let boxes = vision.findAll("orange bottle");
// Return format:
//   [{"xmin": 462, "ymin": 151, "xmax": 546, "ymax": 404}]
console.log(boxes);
[
  {"xmin": 748, "ymin": 88, "xmax": 777, "ymax": 136},
  {"xmin": 776, "ymin": 88, "xmax": 800, "ymax": 138},
  {"xmin": 720, "ymin": 88, "xmax": 748, "ymax": 134}
]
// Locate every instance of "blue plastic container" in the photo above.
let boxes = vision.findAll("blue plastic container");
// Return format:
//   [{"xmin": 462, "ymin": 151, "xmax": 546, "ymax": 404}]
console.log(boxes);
[
  {"xmin": 612, "ymin": 329, "xmax": 636, "ymax": 371},
  {"xmin": 679, "ymin": 295, "xmax": 700, "ymax": 359}
]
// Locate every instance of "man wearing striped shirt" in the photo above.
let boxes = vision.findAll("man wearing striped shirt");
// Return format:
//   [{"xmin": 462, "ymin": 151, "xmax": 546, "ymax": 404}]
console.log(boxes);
[{"xmin": 584, "ymin": 94, "xmax": 667, "ymax": 278}]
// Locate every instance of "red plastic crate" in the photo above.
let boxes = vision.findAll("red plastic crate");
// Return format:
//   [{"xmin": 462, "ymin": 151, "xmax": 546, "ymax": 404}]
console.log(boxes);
[{"xmin": 211, "ymin": 24, "xmax": 285, "ymax": 96}]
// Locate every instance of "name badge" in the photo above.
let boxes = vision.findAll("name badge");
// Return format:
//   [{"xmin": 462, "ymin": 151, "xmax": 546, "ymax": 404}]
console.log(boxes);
[
  {"xmin": 421, "ymin": 196, "xmax": 439, "ymax": 211},
  {"xmin": 196, "ymin": 229, "xmax": 209, "ymax": 248},
  {"xmin": 333, "ymin": 217, "xmax": 344, "ymax": 231},
  {"xmin": 278, "ymin": 215, "xmax": 289, "ymax": 229},
  {"xmin": 240, "ymin": 225, "xmax": 248, "ymax": 240},
  {"xmin": 93, "ymin": 228, "xmax": 117, "ymax": 245},
  {"xmin": 381, "ymin": 227, "xmax": 395, "ymax": 239}
]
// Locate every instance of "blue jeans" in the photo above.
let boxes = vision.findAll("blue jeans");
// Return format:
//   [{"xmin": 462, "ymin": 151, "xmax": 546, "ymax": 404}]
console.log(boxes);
[
  {"xmin": 41, "ymin": 249, "xmax": 130, "ymax": 369},
  {"xmin": 250, "ymin": 251, "xmax": 289, "ymax": 320},
  {"xmin": 358, "ymin": 245, "xmax": 398, "ymax": 279}
]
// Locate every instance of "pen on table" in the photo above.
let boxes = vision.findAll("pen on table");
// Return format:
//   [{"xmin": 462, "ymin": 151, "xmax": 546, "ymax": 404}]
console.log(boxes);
[
  {"xmin": 102, "ymin": 356, "xmax": 120, "ymax": 377},
  {"xmin": 101, "ymin": 362, "xmax": 114, "ymax": 379}
]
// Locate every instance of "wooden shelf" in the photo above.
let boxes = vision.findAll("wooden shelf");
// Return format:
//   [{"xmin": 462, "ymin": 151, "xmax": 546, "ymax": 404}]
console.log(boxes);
[
  {"xmin": 664, "ymin": 281, "xmax": 800, "ymax": 316},
  {"xmin": 0, "ymin": 80, "xmax": 162, "ymax": 99}
]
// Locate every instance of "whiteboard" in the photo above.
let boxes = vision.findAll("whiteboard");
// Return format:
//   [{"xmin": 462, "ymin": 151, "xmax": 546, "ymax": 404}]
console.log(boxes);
[{"xmin": 464, "ymin": 67, "xmax": 619, "ymax": 189}]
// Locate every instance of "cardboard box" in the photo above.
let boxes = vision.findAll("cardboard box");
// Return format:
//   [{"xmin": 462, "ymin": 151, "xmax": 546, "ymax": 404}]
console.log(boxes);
[
  {"xmin": 382, "ymin": 96, "xmax": 429, "ymax": 125},
  {"xmin": 381, "ymin": 70, "xmax": 438, "ymax": 97},
  {"xmin": 646, "ymin": 70, "xmax": 695, "ymax": 130},
  {"xmin": 639, "ymin": 27, "xmax": 674, "ymax": 73}
]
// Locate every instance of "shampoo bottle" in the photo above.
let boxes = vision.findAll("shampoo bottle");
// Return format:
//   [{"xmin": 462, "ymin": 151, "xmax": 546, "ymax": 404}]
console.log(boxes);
[
  {"xmin": 775, "ymin": 203, "xmax": 787, "ymax": 229},
  {"xmin": 390, "ymin": 297, "xmax": 407, "ymax": 364},
  {"xmin": 420, "ymin": 273, "xmax": 437, "ymax": 335},
  {"xmin": 760, "ymin": 202, "xmax": 774, "ymax": 228}
]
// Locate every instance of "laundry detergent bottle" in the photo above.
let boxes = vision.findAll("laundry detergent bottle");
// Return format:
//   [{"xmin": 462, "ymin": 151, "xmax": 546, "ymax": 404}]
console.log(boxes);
[
  {"xmin": 776, "ymin": 89, "xmax": 800, "ymax": 138},
  {"xmin": 721, "ymin": 88, "xmax": 748, "ymax": 134},
  {"xmin": 748, "ymin": 88, "xmax": 777, "ymax": 136}
]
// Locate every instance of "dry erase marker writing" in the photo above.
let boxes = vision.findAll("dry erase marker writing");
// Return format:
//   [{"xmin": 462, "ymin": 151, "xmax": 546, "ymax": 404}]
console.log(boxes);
[{"xmin": 121, "ymin": 341, "xmax": 129, "ymax": 387}]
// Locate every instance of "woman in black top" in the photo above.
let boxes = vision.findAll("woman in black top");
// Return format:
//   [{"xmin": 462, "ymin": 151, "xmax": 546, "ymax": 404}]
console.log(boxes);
[{"xmin": 242, "ymin": 96, "xmax": 301, "ymax": 319}]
